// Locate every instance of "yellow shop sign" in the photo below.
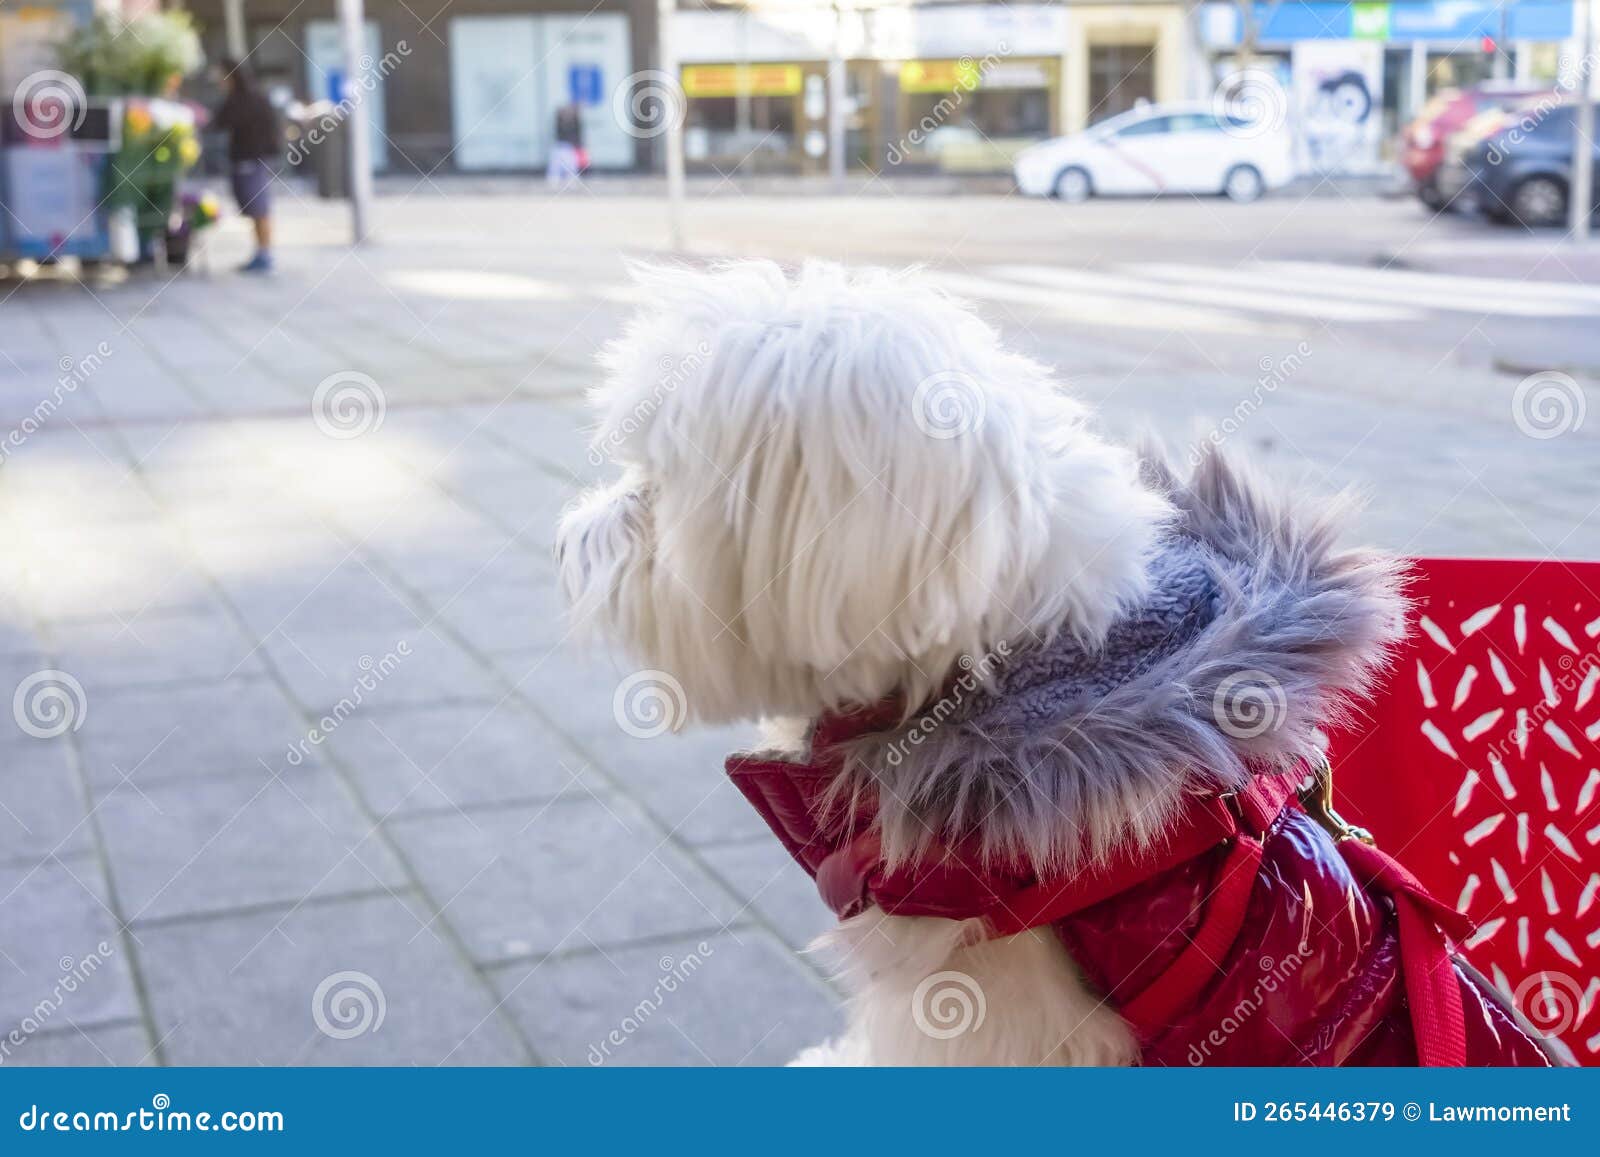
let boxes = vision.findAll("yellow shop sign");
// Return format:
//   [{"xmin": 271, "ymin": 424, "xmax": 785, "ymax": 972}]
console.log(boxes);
[
  {"xmin": 899, "ymin": 58, "xmax": 983, "ymax": 94},
  {"xmin": 681, "ymin": 64, "xmax": 804, "ymax": 98}
]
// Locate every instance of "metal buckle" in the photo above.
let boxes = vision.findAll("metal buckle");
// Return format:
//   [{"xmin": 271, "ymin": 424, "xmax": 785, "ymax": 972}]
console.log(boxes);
[{"xmin": 1298, "ymin": 753, "xmax": 1375, "ymax": 846}]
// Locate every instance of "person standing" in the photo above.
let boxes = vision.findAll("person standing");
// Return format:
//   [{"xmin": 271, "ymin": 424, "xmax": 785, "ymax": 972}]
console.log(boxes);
[
  {"xmin": 547, "ymin": 100, "xmax": 584, "ymax": 189},
  {"xmin": 212, "ymin": 59, "xmax": 281, "ymax": 273}
]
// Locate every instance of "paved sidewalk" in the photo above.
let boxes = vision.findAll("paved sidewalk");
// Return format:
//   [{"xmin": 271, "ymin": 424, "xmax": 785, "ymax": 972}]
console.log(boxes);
[{"xmin": 1, "ymin": 192, "xmax": 1596, "ymax": 1067}]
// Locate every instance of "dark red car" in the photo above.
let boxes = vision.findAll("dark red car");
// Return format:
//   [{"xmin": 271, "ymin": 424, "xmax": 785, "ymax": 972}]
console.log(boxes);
[{"xmin": 1401, "ymin": 82, "xmax": 1544, "ymax": 207}]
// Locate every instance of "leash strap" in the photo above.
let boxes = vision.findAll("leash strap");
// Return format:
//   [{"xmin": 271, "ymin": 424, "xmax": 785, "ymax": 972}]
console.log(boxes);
[
  {"xmin": 1115, "ymin": 832, "xmax": 1265, "ymax": 1033},
  {"xmin": 1337, "ymin": 839, "xmax": 1473, "ymax": 1067}
]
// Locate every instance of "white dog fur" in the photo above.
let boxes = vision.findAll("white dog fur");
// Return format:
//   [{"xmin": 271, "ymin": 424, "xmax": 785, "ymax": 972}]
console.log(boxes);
[{"xmin": 558, "ymin": 260, "xmax": 1169, "ymax": 1065}]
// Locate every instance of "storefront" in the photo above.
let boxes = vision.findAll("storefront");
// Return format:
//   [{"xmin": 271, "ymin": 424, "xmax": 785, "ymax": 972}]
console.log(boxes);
[
  {"xmin": 1198, "ymin": 0, "xmax": 1578, "ymax": 174},
  {"xmin": 672, "ymin": 2, "xmax": 1069, "ymax": 175},
  {"xmin": 182, "ymin": 0, "xmax": 651, "ymax": 173}
]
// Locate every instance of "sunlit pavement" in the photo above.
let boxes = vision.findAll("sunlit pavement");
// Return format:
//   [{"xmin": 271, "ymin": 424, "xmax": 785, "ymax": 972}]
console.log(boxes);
[{"xmin": 1, "ymin": 184, "xmax": 1596, "ymax": 1065}]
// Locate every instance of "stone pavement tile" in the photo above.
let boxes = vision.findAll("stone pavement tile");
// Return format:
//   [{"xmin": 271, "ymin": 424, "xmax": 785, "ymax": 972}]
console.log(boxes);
[
  {"xmin": 74, "ymin": 677, "xmax": 311, "ymax": 789},
  {"xmin": 0, "ymin": 612, "xmax": 43, "ymax": 657},
  {"xmin": 260, "ymin": 624, "xmax": 501, "ymax": 714},
  {"xmin": 490, "ymin": 929, "xmax": 840, "ymax": 1066},
  {"xmin": 444, "ymin": 472, "xmax": 577, "ymax": 544},
  {"xmin": 95, "ymin": 768, "xmax": 405, "ymax": 924},
  {"xmin": 186, "ymin": 525, "xmax": 355, "ymax": 587},
  {"xmin": 49, "ymin": 608, "xmax": 264, "ymax": 692},
  {"xmin": 137, "ymin": 892, "xmax": 530, "ymax": 1065},
  {"xmin": 0, "ymin": 859, "xmax": 140, "ymax": 1029},
  {"xmin": 0, "ymin": 735, "xmax": 90, "ymax": 861},
  {"xmin": 320, "ymin": 700, "xmax": 593, "ymax": 817},
  {"xmin": 372, "ymin": 529, "xmax": 553, "ymax": 599},
  {"xmin": 0, "ymin": 1022, "xmax": 153, "ymax": 1067},
  {"xmin": 433, "ymin": 573, "xmax": 568, "ymax": 656},
  {"xmin": 468, "ymin": 400, "xmax": 603, "ymax": 485},
  {"xmin": 501, "ymin": 647, "xmax": 770, "ymax": 846},
  {"xmin": 229, "ymin": 570, "xmax": 426, "ymax": 638},
  {"xmin": 386, "ymin": 795, "xmax": 738, "ymax": 963},
  {"xmin": 699, "ymin": 839, "xmax": 835, "ymax": 954}
]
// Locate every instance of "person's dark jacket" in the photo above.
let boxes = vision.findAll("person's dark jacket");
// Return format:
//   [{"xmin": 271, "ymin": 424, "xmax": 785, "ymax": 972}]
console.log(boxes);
[
  {"xmin": 555, "ymin": 104, "xmax": 583, "ymax": 148},
  {"xmin": 214, "ymin": 84, "xmax": 281, "ymax": 162}
]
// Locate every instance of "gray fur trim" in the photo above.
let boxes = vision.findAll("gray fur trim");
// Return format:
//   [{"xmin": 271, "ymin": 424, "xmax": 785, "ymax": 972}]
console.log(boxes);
[{"xmin": 831, "ymin": 446, "xmax": 1411, "ymax": 871}]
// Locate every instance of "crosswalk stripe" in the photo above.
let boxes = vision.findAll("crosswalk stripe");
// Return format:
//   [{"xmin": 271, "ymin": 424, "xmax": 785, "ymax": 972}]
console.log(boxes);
[
  {"xmin": 924, "ymin": 270, "xmax": 1294, "ymax": 338},
  {"xmin": 995, "ymin": 264, "xmax": 1419, "ymax": 324},
  {"xmin": 1253, "ymin": 261, "xmax": 1600, "ymax": 313},
  {"xmin": 1133, "ymin": 263, "xmax": 1600, "ymax": 319}
]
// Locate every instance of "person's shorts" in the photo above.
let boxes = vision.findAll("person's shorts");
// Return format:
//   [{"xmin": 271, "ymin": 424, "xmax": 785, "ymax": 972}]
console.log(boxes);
[{"xmin": 231, "ymin": 159, "xmax": 274, "ymax": 220}]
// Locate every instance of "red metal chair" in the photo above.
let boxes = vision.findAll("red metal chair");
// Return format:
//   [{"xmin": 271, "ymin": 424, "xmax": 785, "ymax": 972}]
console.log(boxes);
[{"xmin": 1334, "ymin": 557, "xmax": 1600, "ymax": 1064}]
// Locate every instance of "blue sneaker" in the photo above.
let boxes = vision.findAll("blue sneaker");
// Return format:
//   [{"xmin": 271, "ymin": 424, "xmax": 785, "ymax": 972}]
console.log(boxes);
[{"xmin": 240, "ymin": 252, "xmax": 274, "ymax": 274}]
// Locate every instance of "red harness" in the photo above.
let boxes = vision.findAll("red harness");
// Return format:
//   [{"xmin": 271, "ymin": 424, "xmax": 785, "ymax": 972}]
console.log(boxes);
[{"xmin": 726, "ymin": 714, "xmax": 1477, "ymax": 1066}]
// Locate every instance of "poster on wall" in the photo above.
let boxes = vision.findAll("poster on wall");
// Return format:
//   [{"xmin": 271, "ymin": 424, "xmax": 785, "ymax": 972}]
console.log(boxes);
[
  {"xmin": 305, "ymin": 20, "xmax": 389, "ymax": 172},
  {"xmin": 1290, "ymin": 39, "xmax": 1383, "ymax": 176}
]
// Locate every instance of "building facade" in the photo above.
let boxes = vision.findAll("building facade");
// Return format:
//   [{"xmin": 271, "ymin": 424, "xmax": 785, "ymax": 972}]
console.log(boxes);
[
  {"xmin": 177, "ymin": 0, "xmax": 1590, "ymax": 177},
  {"xmin": 183, "ymin": 0, "xmax": 658, "ymax": 173}
]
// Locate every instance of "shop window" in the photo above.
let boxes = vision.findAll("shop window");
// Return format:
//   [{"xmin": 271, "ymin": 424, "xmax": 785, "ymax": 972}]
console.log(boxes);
[
  {"xmin": 685, "ymin": 95, "xmax": 797, "ymax": 167},
  {"xmin": 1088, "ymin": 43, "xmax": 1157, "ymax": 124},
  {"xmin": 1426, "ymin": 51, "xmax": 1495, "ymax": 95}
]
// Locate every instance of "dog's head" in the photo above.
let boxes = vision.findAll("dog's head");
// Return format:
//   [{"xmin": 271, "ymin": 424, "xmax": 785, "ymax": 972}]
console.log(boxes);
[{"xmin": 556, "ymin": 261, "xmax": 1170, "ymax": 724}]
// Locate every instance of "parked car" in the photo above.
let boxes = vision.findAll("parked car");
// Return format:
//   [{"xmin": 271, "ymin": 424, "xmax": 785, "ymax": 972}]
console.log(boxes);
[
  {"xmin": 1399, "ymin": 82, "xmax": 1546, "ymax": 209},
  {"xmin": 1012, "ymin": 102, "xmax": 1295, "ymax": 203},
  {"xmin": 1455, "ymin": 101, "xmax": 1600, "ymax": 227},
  {"xmin": 1432, "ymin": 103, "xmax": 1527, "ymax": 208}
]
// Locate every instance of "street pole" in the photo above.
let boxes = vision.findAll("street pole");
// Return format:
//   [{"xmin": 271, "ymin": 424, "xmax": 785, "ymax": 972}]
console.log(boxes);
[
  {"xmin": 337, "ymin": 0, "xmax": 374, "ymax": 245},
  {"xmin": 828, "ymin": 3, "xmax": 847, "ymax": 191},
  {"xmin": 657, "ymin": 0, "xmax": 686, "ymax": 250},
  {"xmin": 222, "ymin": 0, "xmax": 247, "ymax": 60},
  {"xmin": 1573, "ymin": 0, "xmax": 1595, "ymax": 240}
]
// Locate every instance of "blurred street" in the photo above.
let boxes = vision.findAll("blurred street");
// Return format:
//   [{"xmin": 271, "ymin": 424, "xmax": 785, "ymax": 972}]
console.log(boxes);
[{"xmin": 2, "ymin": 184, "xmax": 1598, "ymax": 1066}]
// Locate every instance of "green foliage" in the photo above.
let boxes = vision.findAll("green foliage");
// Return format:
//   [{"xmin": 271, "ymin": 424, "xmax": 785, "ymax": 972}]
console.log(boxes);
[{"xmin": 57, "ymin": 10, "xmax": 204, "ymax": 97}]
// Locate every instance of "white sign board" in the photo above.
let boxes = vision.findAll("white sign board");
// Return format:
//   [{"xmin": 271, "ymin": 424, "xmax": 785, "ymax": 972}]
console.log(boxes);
[{"xmin": 1291, "ymin": 40, "xmax": 1384, "ymax": 176}]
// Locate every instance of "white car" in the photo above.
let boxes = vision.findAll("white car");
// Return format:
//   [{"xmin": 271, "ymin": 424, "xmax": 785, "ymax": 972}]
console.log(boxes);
[{"xmin": 1013, "ymin": 103, "xmax": 1296, "ymax": 203}]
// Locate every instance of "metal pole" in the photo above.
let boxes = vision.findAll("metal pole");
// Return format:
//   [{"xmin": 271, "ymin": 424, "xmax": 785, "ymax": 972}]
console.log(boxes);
[
  {"xmin": 828, "ymin": 3, "xmax": 847, "ymax": 190},
  {"xmin": 223, "ymin": 0, "xmax": 247, "ymax": 60},
  {"xmin": 337, "ymin": 0, "xmax": 374, "ymax": 245},
  {"xmin": 657, "ymin": 0, "xmax": 686, "ymax": 250},
  {"xmin": 1573, "ymin": 0, "xmax": 1595, "ymax": 240}
]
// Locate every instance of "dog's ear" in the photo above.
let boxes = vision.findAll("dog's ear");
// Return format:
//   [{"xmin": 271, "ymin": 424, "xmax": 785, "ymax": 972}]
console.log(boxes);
[{"xmin": 567, "ymin": 262, "xmax": 1171, "ymax": 720}]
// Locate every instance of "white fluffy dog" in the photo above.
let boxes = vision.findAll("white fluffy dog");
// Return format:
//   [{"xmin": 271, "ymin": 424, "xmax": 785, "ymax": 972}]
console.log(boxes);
[{"xmin": 557, "ymin": 260, "xmax": 1164, "ymax": 1065}]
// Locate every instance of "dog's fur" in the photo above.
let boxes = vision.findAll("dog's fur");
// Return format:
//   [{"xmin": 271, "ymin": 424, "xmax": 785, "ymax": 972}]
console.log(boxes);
[{"xmin": 556, "ymin": 260, "xmax": 1376, "ymax": 1065}]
